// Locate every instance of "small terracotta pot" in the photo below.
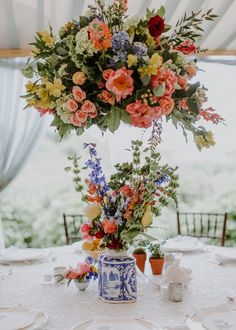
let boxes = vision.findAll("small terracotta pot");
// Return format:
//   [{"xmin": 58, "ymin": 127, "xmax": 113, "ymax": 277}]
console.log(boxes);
[
  {"xmin": 132, "ymin": 253, "xmax": 146, "ymax": 273},
  {"xmin": 149, "ymin": 258, "xmax": 164, "ymax": 275}
]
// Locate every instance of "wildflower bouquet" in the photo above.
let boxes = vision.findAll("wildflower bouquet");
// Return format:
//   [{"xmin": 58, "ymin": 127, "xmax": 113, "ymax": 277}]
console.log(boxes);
[
  {"xmin": 22, "ymin": 0, "xmax": 223, "ymax": 149},
  {"xmin": 66, "ymin": 140, "xmax": 178, "ymax": 250}
]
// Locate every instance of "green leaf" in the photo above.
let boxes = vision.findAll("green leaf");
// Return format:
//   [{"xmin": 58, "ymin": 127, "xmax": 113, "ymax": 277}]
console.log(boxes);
[
  {"xmin": 153, "ymin": 83, "xmax": 165, "ymax": 97},
  {"xmin": 187, "ymin": 98, "xmax": 199, "ymax": 114},
  {"xmin": 50, "ymin": 116, "xmax": 62, "ymax": 127},
  {"xmin": 21, "ymin": 65, "xmax": 34, "ymax": 78},
  {"xmin": 107, "ymin": 108, "xmax": 121, "ymax": 133},
  {"xmin": 79, "ymin": 16, "xmax": 89, "ymax": 28},
  {"xmin": 121, "ymin": 109, "xmax": 131, "ymax": 124},
  {"xmin": 64, "ymin": 167, "xmax": 71, "ymax": 172},
  {"xmin": 141, "ymin": 75, "xmax": 151, "ymax": 86},
  {"xmin": 157, "ymin": 6, "xmax": 165, "ymax": 17}
]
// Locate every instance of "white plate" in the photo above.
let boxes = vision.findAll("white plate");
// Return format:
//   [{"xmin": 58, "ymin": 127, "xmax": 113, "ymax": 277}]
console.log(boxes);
[
  {"xmin": 162, "ymin": 237, "xmax": 203, "ymax": 253},
  {"xmin": 71, "ymin": 317, "xmax": 163, "ymax": 330},
  {"xmin": 0, "ymin": 248, "xmax": 50, "ymax": 263},
  {"xmin": 0, "ymin": 306, "xmax": 48, "ymax": 330},
  {"xmin": 214, "ymin": 248, "xmax": 236, "ymax": 261}
]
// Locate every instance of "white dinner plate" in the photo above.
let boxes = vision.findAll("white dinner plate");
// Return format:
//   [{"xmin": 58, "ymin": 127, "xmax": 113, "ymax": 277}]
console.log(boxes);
[
  {"xmin": 162, "ymin": 237, "xmax": 203, "ymax": 253},
  {"xmin": 0, "ymin": 306, "xmax": 48, "ymax": 330},
  {"xmin": 0, "ymin": 248, "xmax": 50, "ymax": 263},
  {"xmin": 214, "ymin": 248, "xmax": 236, "ymax": 261},
  {"xmin": 71, "ymin": 317, "xmax": 163, "ymax": 330}
]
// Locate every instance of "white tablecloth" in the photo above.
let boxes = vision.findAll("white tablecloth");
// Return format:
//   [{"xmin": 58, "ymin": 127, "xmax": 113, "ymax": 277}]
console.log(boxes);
[{"xmin": 1, "ymin": 245, "xmax": 236, "ymax": 330}]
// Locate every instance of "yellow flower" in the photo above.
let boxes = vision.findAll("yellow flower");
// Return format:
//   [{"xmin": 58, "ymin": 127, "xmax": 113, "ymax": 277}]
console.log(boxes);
[
  {"xmin": 141, "ymin": 205, "xmax": 153, "ymax": 227},
  {"xmin": 31, "ymin": 46, "xmax": 40, "ymax": 57},
  {"xmin": 84, "ymin": 204, "xmax": 102, "ymax": 220},
  {"xmin": 150, "ymin": 53, "xmax": 163, "ymax": 68},
  {"xmin": 36, "ymin": 88, "xmax": 48, "ymax": 100},
  {"xmin": 25, "ymin": 82, "xmax": 38, "ymax": 93},
  {"xmin": 38, "ymin": 31, "xmax": 55, "ymax": 48},
  {"xmin": 45, "ymin": 78, "xmax": 65, "ymax": 97},
  {"xmin": 81, "ymin": 240, "xmax": 95, "ymax": 251},
  {"xmin": 146, "ymin": 32, "xmax": 155, "ymax": 46},
  {"xmin": 195, "ymin": 131, "xmax": 216, "ymax": 150},
  {"xmin": 127, "ymin": 54, "xmax": 138, "ymax": 67},
  {"xmin": 26, "ymin": 97, "xmax": 37, "ymax": 106}
]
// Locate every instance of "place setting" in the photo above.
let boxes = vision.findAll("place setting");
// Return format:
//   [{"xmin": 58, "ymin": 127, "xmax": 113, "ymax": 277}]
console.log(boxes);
[{"xmin": 0, "ymin": 247, "xmax": 54, "ymax": 265}]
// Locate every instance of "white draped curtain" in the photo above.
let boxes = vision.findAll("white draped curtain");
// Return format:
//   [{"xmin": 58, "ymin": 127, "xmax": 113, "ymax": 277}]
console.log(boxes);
[{"xmin": 0, "ymin": 58, "xmax": 44, "ymax": 248}]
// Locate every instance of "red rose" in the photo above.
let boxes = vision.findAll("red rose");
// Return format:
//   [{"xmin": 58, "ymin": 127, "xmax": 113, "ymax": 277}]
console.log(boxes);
[
  {"xmin": 148, "ymin": 15, "xmax": 165, "ymax": 38},
  {"xmin": 95, "ymin": 230, "xmax": 104, "ymax": 239}
]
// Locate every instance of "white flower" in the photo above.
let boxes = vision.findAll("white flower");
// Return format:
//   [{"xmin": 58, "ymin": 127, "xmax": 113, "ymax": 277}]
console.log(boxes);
[{"xmin": 75, "ymin": 27, "xmax": 97, "ymax": 57}]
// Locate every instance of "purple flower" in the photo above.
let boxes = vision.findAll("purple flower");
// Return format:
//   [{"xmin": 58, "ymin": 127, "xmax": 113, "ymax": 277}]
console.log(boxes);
[
  {"xmin": 155, "ymin": 175, "xmax": 169, "ymax": 186},
  {"xmin": 132, "ymin": 42, "xmax": 148, "ymax": 57},
  {"xmin": 112, "ymin": 31, "xmax": 130, "ymax": 52}
]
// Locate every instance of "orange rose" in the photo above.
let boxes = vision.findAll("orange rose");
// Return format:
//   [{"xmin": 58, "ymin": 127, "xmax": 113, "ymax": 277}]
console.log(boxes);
[
  {"xmin": 72, "ymin": 86, "xmax": 86, "ymax": 102},
  {"xmin": 72, "ymin": 71, "xmax": 86, "ymax": 85},
  {"xmin": 106, "ymin": 67, "xmax": 134, "ymax": 102},
  {"xmin": 98, "ymin": 90, "xmax": 115, "ymax": 105},
  {"xmin": 159, "ymin": 97, "xmax": 174, "ymax": 115},
  {"xmin": 102, "ymin": 219, "xmax": 117, "ymax": 234},
  {"xmin": 178, "ymin": 76, "xmax": 187, "ymax": 90}
]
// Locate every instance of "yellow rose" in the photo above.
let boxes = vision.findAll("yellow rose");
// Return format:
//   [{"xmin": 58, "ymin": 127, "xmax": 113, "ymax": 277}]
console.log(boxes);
[
  {"xmin": 72, "ymin": 71, "xmax": 86, "ymax": 85},
  {"xmin": 127, "ymin": 54, "xmax": 138, "ymax": 67},
  {"xmin": 150, "ymin": 53, "xmax": 163, "ymax": 68},
  {"xmin": 84, "ymin": 204, "xmax": 101, "ymax": 220},
  {"xmin": 81, "ymin": 240, "xmax": 95, "ymax": 251},
  {"xmin": 141, "ymin": 205, "xmax": 153, "ymax": 227}
]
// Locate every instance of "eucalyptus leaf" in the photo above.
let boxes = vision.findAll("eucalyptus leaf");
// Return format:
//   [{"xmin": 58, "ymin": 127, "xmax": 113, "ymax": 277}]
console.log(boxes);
[
  {"xmin": 153, "ymin": 83, "xmax": 165, "ymax": 97},
  {"xmin": 107, "ymin": 108, "xmax": 121, "ymax": 133}
]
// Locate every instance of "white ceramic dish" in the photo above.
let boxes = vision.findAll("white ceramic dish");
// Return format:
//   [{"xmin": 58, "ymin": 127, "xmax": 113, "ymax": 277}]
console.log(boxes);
[
  {"xmin": 0, "ymin": 248, "xmax": 50, "ymax": 263},
  {"xmin": 162, "ymin": 237, "xmax": 203, "ymax": 253},
  {"xmin": 214, "ymin": 248, "xmax": 236, "ymax": 261},
  {"xmin": 71, "ymin": 317, "xmax": 163, "ymax": 330},
  {"xmin": 0, "ymin": 306, "xmax": 48, "ymax": 330}
]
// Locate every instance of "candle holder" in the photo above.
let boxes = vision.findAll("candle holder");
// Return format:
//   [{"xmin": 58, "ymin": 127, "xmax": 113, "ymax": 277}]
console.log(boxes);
[{"xmin": 168, "ymin": 282, "xmax": 184, "ymax": 302}]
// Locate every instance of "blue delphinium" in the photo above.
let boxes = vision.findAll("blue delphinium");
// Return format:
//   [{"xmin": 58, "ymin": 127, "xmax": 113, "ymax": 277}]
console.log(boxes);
[
  {"xmin": 155, "ymin": 175, "xmax": 169, "ymax": 186},
  {"xmin": 132, "ymin": 42, "xmax": 148, "ymax": 57},
  {"xmin": 112, "ymin": 31, "xmax": 130, "ymax": 52},
  {"xmin": 84, "ymin": 143, "xmax": 110, "ymax": 196}
]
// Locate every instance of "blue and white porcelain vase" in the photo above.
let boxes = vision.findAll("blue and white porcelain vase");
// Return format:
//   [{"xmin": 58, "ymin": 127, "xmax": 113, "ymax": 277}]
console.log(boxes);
[{"xmin": 98, "ymin": 249, "xmax": 137, "ymax": 303}]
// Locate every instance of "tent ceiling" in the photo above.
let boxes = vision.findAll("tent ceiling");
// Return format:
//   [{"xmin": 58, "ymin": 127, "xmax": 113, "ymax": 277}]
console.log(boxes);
[{"xmin": 0, "ymin": 0, "xmax": 236, "ymax": 55}]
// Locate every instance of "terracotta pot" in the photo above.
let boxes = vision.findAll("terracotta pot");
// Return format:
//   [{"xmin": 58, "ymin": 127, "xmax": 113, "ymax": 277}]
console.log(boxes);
[
  {"xmin": 149, "ymin": 258, "xmax": 164, "ymax": 275},
  {"xmin": 132, "ymin": 253, "xmax": 146, "ymax": 273}
]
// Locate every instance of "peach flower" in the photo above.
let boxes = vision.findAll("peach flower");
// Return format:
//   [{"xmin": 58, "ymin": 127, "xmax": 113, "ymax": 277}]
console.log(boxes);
[
  {"xmin": 66, "ymin": 99, "xmax": 78, "ymax": 113},
  {"xmin": 88, "ymin": 19, "xmax": 112, "ymax": 50},
  {"xmin": 102, "ymin": 219, "xmax": 117, "ymax": 234},
  {"xmin": 72, "ymin": 71, "xmax": 86, "ymax": 85},
  {"xmin": 131, "ymin": 115, "xmax": 153, "ymax": 128},
  {"xmin": 34, "ymin": 107, "xmax": 52, "ymax": 116},
  {"xmin": 84, "ymin": 204, "xmax": 101, "ymax": 220},
  {"xmin": 178, "ymin": 76, "xmax": 187, "ymax": 90},
  {"xmin": 81, "ymin": 100, "xmax": 96, "ymax": 113},
  {"xmin": 65, "ymin": 268, "xmax": 79, "ymax": 279},
  {"xmin": 187, "ymin": 64, "xmax": 197, "ymax": 77},
  {"xmin": 159, "ymin": 97, "xmax": 174, "ymax": 115},
  {"xmin": 98, "ymin": 90, "xmax": 115, "ymax": 105},
  {"xmin": 126, "ymin": 101, "xmax": 148, "ymax": 116},
  {"xmin": 77, "ymin": 262, "xmax": 90, "ymax": 276},
  {"xmin": 151, "ymin": 68, "xmax": 177, "ymax": 96},
  {"xmin": 88, "ymin": 111, "xmax": 98, "ymax": 119},
  {"xmin": 72, "ymin": 86, "xmax": 86, "ymax": 102},
  {"xmin": 106, "ymin": 67, "xmax": 134, "ymax": 102},
  {"xmin": 75, "ymin": 110, "xmax": 87, "ymax": 123},
  {"xmin": 71, "ymin": 115, "xmax": 82, "ymax": 127},
  {"xmin": 179, "ymin": 99, "xmax": 188, "ymax": 110},
  {"xmin": 102, "ymin": 69, "xmax": 114, "ymax": 81},
  {"xmin": 146, "ymin": 106, "xmax": 162, "ymax": 120}
]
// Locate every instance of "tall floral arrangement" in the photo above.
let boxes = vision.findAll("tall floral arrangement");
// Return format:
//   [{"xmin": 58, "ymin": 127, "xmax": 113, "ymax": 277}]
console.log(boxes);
[
  {"xmin": 66, "ymin": 141, "xmax": 178, "ymax": 250},
  {"xmin": 22, "ymin": 0, "xmax": 223, "ymax": 150}
]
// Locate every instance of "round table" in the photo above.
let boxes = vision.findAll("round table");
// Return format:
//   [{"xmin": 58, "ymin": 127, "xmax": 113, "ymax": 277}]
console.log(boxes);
[{"xmin": 1, "ymin": 245, "xmax": 236, "ymax": 329}]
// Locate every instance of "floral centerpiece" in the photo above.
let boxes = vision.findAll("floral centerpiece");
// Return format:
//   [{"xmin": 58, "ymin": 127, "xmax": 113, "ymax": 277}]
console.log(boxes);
[
  {"xmin": 22, "ymin": 0, "xmax": 223, "ymax": 149},
  {"xmin": 67, "ymin": 140, "xmax": 178, "ymax": 251},
  {"xmin": 56, "ymin": 258, "xmax": 98, "ymax": 291}
]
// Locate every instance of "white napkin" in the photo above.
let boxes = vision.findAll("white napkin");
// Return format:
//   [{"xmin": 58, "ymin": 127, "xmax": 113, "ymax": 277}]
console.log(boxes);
[
  {"xmin": 163, "ymin": 264, "xmax": 192, "ymax": 285},
  {"xmin": 195, "ymin": 303, "xmax": 236, "ymax": 330}
]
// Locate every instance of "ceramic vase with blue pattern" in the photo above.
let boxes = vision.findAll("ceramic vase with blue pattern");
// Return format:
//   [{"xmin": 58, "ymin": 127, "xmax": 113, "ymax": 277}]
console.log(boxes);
[{"xmin": 98, "ymin": 250, "xmax": 137, "ymax": 303}]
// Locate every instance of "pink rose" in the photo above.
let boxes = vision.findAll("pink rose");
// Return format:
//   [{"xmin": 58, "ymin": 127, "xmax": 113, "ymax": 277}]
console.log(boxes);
[
  {"xmin": 81, "ymin": 100, "xmax": 96, "ymax": 113},
  {"xmin": 106, "ymin": 67, "xmax": 134, "ymax": 102},
  {"xmin": 66, "ymin": 99, "xmax": 78, "ymax": 113},
  {"xmin": 146, "ymin": 106, "xmax": 162, "ymax": 120},
  {"xmin": 88, "ymin": 111, "xmax": 97, "ymax": 119},
  {"xmin": 159, "ymin": 97, "xmax": 174, "ymax": 115},
  {"xmin": 34, "ymin": 107, "xmax": 53, "ymax": 116},
  {"xmin": 72, "ymin": 86, "xmax": 86, "ymax": 102},
  {"xmin": 75, "ymin": 110, "xmax": 87, "ymax": 123},
  {"xmin": 151, "ymin": 68, "xmax": 177, "ymax": 96},
  {"xmin": 80, "ymin": 223, "xmax": 91, "ymax": 239},
  {"xmin": 72, "ymin": 71, "xmax": 86, "ymax": 85},
  {"xmin": 102, "ymin": 69, "xmax": 114, "ymax": 81},
  {"xmin": 65, "ymin": 268, "xmax": 79, "ymax": 279},
  {"xmin": 98, "ymin": 90, "xmax": 115, "ymax": 105},
  {"xmin": 131, "ymin": 115, "xmax": 153, "ymax": 128},
  {"xmin": 126, "ymin": 101, "xmax": 148, "ymax": 116},
  {"xmin": 71, "ymin": 115, "xmax": 82, "ymax": 127},
  {"xmin": 77, "ymin": 262, "xmax": 90, "ymax": 275}
]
